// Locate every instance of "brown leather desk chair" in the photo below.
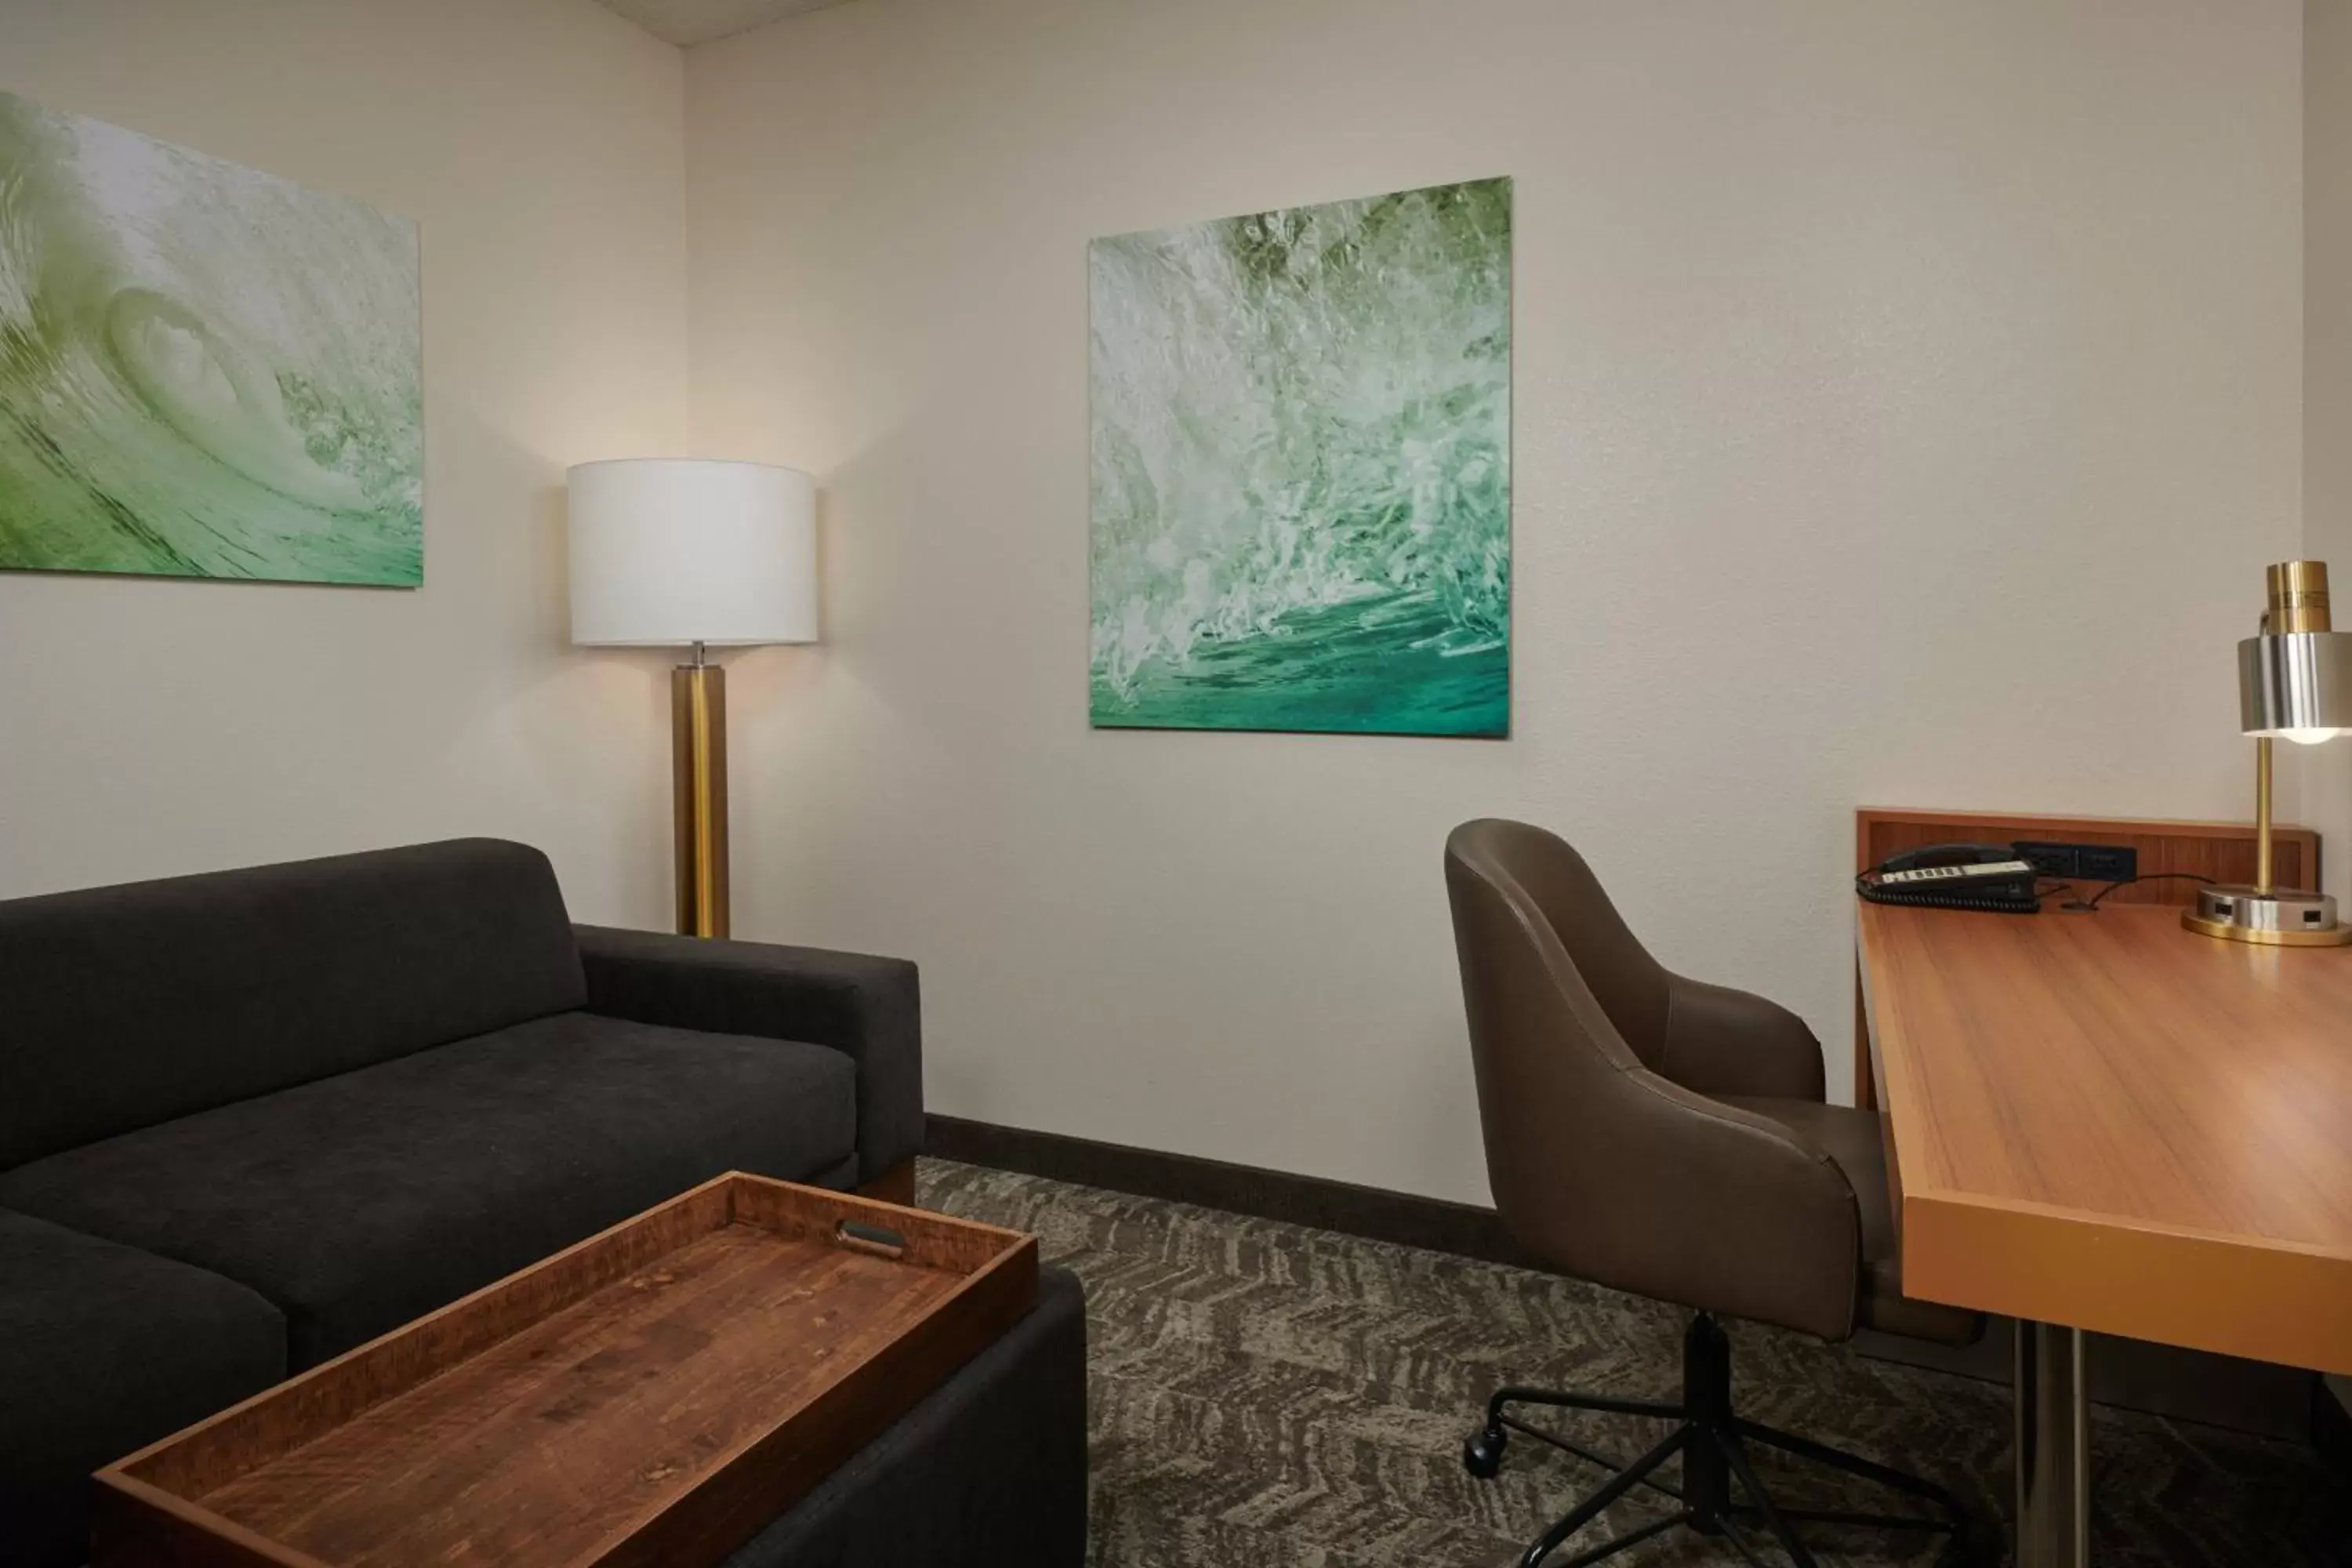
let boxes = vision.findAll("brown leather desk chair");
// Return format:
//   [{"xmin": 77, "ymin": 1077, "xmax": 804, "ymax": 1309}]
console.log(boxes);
[{"xmin": 1445, "ymin": 819, "xmax": 1983, "ymax": 1568}]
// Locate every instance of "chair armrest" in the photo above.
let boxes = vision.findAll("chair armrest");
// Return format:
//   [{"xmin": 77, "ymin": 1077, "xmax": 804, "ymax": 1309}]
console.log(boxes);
[
  {"xmin": 1636, "ymin": 1073, "xmax": 1863, "ymax": 1338},
  {"xmin": 1505, "ymin": 1068, "xmax": 1864, "ymax": 1341},
  {"xmin": 1656, "ymin": 975, "xmax": 1827, "ymax": 1102},
  {"xmin": 572, "ymin": 924, "xmax": 923, "ymax": 1184}
]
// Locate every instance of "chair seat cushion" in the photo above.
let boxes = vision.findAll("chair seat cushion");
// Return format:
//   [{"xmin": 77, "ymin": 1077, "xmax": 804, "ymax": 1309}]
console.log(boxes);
[
  {"xmin": 0, "ymin": 1207, "xmax": 286, "ymax": 1568},
  {"xmin": 0, "ymin": 1011, "xmax": 856, "ymax": 1368},
  {"xmin": 1720, "ymin": 1097, "xmax": 1983, "ymax": 1346}
]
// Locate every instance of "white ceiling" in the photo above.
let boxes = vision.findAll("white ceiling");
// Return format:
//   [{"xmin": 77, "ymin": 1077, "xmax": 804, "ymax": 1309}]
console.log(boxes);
[{"xmin": 593, "ymin": 0, "xmax": 859, "ymax": 48}]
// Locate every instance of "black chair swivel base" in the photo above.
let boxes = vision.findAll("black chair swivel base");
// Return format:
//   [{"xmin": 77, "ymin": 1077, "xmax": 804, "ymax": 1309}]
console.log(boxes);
[{"xmin": 1464, "ymin": 1313, "xmax": 1976, "ymax": 1568}]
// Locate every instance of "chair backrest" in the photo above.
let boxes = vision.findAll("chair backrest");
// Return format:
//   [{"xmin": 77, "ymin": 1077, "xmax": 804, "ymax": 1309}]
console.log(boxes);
[
  {"xmin": 0, "ymin": 839, "xmax": 586, "ymax": 1170},
  {"xmin": 1442, "ymin": 818, "xmax": 1700, "ymax": 1272}
]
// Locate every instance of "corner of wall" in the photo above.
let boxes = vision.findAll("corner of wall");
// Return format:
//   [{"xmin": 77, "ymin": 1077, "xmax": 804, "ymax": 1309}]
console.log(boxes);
[{"xmin": 2307, "ymin": 0, "xmax": 2352, "ymax": 899}]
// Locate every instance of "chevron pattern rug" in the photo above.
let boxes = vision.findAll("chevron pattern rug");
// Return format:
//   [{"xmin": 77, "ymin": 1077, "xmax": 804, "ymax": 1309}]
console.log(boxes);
[{"xmin": 915, "ymin": 1159, "xmax": 2344, "ymax": 1568}]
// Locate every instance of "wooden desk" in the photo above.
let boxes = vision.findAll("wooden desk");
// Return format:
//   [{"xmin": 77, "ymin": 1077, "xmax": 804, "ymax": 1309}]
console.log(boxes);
[
  {"xmin": 1860, "ymin": 902, "xmax": 2352, "ymax": 1372},
  {"xmin": 1852, "ymin": 805, "xmax": 2319, "ymax": 1109},
  {"xmin": 1857, "ymin": 899, "xmax": 2352, "ymax": 1564}
]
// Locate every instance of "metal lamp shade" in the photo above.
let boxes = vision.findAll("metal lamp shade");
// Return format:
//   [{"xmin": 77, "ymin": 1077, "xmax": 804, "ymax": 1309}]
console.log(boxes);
[{"xmin": 2237, "ymin": 631, "xmax": 2352, "ymax": 737}]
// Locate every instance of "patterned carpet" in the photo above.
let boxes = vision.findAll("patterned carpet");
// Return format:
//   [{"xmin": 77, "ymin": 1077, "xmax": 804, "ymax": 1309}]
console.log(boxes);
[{"xmin": 915, "ymin": 1159, "xmax": 2346, "ymax": 1568}]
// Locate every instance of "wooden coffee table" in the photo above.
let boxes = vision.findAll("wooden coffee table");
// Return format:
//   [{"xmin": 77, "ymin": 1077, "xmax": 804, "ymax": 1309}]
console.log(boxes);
[{"xmin": 92, "ymin": 1172, "xmax": 1037, "ymax": 1567}]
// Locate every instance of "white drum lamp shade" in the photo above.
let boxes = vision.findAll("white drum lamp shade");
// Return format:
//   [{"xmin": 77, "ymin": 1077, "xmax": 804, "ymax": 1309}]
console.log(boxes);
[{"xmin": 568, "ymin": 459, "xmax": 818, "ymax": 647}]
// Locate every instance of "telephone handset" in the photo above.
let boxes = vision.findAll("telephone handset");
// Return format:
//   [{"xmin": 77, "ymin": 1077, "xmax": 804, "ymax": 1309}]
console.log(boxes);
[{"xmin": 1856, "ymin": 842, "xmax": 2041, "ymax": 913}]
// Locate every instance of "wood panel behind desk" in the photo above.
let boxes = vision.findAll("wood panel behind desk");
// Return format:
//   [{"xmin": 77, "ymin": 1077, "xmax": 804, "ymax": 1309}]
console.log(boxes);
[
  {"xmin": 1857, "ymin": 901, "xmax": 2352, "ymax": 1375},
  {"xmin": 1852, "ymin": 808, "xmax": 2318, "ymax": 1108}
]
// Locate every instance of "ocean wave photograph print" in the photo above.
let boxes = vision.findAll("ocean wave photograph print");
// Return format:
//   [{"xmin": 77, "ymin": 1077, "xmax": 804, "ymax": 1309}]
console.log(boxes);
[
  {"xmin": 0, "ymin": 92, "xmax": 422, "ymax": 586},
  {"xmin": 1089, "ymin": 176, "xmax": 1510, "ymax": 737}
]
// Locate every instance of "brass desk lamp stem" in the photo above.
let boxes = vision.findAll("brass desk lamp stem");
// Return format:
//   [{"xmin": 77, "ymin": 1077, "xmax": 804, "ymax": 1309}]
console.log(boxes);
[
  {"xmin": 672, "ymin": 640, "xmax": 729, "ymax": 938},
  {"xmin": 2255, "ymin": 595, "xmax": 2280, "ymax": 898},
  {"xmin": 2254, "ymin": 735, "xmax": 2273, "ymax": 896}
]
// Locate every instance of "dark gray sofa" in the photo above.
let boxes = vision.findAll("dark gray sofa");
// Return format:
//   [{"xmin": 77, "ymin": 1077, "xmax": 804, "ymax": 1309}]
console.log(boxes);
[{"xmin": 0, "ymin": 839, "xmax": 1083, "ymax": 1568}]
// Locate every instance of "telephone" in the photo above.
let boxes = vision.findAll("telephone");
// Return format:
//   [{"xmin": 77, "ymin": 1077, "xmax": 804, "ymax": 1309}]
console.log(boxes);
[{"xmin": 1856, "ymin": 842, "xmax": 2041, "ymax": 913}]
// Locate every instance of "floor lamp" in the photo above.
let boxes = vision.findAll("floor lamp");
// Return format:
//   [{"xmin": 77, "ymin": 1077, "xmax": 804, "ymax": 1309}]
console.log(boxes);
[{"xmin": 568, "ymin": 459, "xmax": 818, "ymax": 938}]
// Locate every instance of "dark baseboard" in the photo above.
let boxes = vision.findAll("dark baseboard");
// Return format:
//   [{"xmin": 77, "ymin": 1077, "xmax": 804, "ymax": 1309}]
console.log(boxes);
[
  {"xmin": 924, "ymin": 1113, "xmax": 1541, "ymax": 1269},
  {"xmin": 926, "ymin": 1112, "xmax": 2323, "ymax": 1442}
]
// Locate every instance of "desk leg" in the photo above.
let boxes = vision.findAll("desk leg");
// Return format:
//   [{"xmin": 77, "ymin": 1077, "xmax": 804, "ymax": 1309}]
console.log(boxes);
[{"xmin": 2016, "ymin": 1321, "xmax": 2089, "ymax": 1566}]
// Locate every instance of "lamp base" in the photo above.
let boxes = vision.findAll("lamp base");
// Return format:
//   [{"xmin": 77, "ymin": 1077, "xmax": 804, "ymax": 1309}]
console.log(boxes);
[{"xmin": 2180, "ymin": 884, "xmax": 2352, "ymax": 946}]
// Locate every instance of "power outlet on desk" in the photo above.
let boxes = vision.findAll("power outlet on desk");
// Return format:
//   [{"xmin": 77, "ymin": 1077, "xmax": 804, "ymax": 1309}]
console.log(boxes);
[
  {"xmin": 2013, "ymin": 841, "xmax": 2078, "ymax": 877},
  {"xmin": 2013, "ymin": 841, "xmax": 2140, "ymax": 884},
  {"xmin": 2079, "ymin": 845, "xmax": 2138, "ymax": 883}
]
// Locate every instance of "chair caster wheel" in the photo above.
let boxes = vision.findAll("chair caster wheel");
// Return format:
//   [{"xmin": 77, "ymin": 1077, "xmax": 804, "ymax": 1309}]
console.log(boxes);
[{"xmin": 1463, "ymin": 1424, "xmax": 1507, "ymax": 1479}]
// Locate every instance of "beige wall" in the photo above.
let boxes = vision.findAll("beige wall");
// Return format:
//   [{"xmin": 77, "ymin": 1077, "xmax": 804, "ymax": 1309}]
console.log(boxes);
[
  {"xmin": 686, "ymin": 0, "xmax": 2304, "ymax": 1203},
  {"xmin": 0, "ymin": 0, "xmax": 693, "ymax": 923},
  {"xmin": 0, "ymin": 0, "xmax": 2314, "ymax": 1207},
  {"xmin": 2307, "ymin": 0, "xmax": 2352, "ymax": 900}
]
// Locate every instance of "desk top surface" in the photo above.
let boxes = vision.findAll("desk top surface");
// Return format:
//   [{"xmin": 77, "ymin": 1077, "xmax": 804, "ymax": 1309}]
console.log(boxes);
[{"xmin": 1857, "ymin": 901, "xmax": 2352, "ymax": 1371}]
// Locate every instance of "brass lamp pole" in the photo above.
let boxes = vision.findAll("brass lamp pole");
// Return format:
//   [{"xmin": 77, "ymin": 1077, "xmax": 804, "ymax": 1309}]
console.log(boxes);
[
  {"xmin": 2183, "ymin": 561, "xmax": 2352, "ymax": 946},
  {"xmin": 673, "ymin": 641, "xmax": 728, "ymax": 938},
  {"xmin": 568, "ymin": 459, "xmax": 819, "ymax": 938}
]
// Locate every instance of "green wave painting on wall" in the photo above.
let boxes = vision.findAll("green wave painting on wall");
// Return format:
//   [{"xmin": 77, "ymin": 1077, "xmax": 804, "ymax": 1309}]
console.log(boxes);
[
  {"xmin": 1090, "ymin": 177, "xmax": 1510, "ymax": 736},
  {"xmin": 0, "ymin": 92, "xmax": 421, "ymax": 586}
]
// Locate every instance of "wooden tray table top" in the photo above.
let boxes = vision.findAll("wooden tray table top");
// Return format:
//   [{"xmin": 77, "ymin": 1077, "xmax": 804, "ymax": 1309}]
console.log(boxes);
[{"xmin": 95, "ymin": 1172, "xmax": 1038, "ymax": 1568}]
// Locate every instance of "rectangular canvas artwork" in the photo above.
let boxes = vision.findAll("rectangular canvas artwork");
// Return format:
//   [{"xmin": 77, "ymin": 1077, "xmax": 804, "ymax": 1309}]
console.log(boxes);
[
  {"xmin": 1089, "ymin": 176, "xmax": 1511, "ymax": 735},
  {"xmin": 0, "ymin": 92, "xmax": 422, "ymax": 586}
]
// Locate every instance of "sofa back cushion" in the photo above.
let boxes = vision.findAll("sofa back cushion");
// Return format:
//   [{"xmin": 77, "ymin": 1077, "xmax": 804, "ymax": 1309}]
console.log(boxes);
[{"xmin": 0, "ymin": 839, "xmax": 586, "ymax": 1170}]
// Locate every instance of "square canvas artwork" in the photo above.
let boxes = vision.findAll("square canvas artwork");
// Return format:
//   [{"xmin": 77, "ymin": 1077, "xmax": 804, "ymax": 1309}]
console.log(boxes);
[
  {"xmin": 1089, "ymin": 176, "xmax": 1511, "ymax": 735},
  {"xmin": 0, "ymin": 92, "xmax": 422, "ymax": 586}
]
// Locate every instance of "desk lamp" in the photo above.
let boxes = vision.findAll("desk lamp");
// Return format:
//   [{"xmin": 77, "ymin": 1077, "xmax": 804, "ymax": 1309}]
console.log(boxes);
[
  {"xmin": 2183, "ymin": 560, "xmax": 2352, "ymax": 946},
  {"xmin": 568, "ymin": 459, "xmax": 818, "ymax": 938}
]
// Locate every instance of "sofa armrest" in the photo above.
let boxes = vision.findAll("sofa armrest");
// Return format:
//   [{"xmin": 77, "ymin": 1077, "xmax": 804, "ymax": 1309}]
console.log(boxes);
[{"xmin": 572, "ymin": 924, "xmax": 923, "ymax": 1184}]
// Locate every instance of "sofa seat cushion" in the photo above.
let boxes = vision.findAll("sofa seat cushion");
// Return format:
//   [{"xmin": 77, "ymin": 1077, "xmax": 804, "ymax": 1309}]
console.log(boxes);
[
  {"xmin": 0, "ymin": 1207, "xmax": 286, "ymax": 1568},
  {"xmin": 0, "ymin": 1011, "xmax": 856, "ymax": 1369}
]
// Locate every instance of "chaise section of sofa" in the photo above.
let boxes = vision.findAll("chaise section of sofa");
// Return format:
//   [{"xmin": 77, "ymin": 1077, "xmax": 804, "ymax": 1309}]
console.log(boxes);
[
  {"xmin": 0, "ymin": 838, "xmax": 926, "ymax": 1567},
  {"xmin": 0, "ymin": 1207, "xmax": 286, "ymax": 1568}
]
